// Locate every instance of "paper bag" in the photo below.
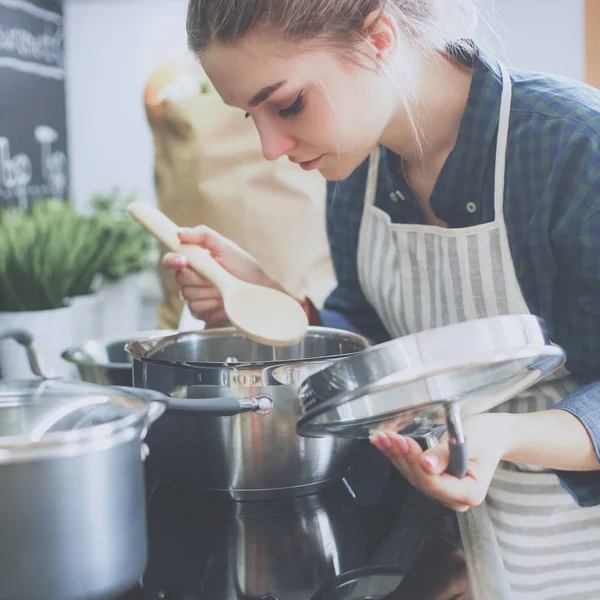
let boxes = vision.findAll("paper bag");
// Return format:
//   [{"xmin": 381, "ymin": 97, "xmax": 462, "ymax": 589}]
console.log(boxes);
[{"xmin": 144, "ymin": 62, "xmax": 336, "ymax": 329}]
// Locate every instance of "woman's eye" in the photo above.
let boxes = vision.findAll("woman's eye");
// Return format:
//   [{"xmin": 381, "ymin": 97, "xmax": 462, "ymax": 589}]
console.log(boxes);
[
  {"xmin": 279, "ymin": 92, "xmax": 304, "ymax": 119},
  {"xmin": 245, "ymin": 112, "xmax": 250, "ymax": 119}
]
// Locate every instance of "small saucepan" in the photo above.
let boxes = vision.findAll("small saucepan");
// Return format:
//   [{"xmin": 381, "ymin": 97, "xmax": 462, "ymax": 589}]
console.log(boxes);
[{"xmin": 0, "ymin": 328, "xmax": 169, "ymax": 600}]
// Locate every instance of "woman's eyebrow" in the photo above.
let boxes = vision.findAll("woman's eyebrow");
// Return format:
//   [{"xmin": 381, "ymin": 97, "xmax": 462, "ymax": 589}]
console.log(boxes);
[{"xmin": 248, "ymin": 80, "xmax": 287, "ymax": 107}]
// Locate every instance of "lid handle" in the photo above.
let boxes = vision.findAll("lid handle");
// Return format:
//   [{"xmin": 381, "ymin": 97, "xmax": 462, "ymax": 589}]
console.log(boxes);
[
  {"xmin": 0, "ymin": 328, "xmax": 54, "ymax": 379},
  {"xmin": 446, "ymin": 401, "xmax": 468, "ymax": 479},
  {"xmin": 412, "ymin": 404, "xmax": 468, "ymax": 479}
]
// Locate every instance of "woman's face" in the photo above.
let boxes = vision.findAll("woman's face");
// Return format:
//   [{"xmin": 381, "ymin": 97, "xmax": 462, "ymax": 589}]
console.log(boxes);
[{"xmin": 201, "ymin": 29, "xmax": 399, "ymax": 180}]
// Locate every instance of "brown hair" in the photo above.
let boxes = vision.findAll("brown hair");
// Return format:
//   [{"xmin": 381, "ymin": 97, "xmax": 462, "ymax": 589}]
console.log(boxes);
[
  {"xmin": 186, "ymin": 0, "xmax": 479, "ymax": 62},
  {"xmin": 186, "ymin": 0, "xmax": 480, "ymax": 162}
]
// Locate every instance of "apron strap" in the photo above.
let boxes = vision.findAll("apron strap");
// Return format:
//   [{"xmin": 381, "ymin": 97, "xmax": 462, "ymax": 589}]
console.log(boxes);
[
  {"xmin": 365, "ymin": 146, "xmax": 381, "ymax": 208},
  {"xmin": 494, "ymin": 62, "xmax": 513, "ymax": 221}
]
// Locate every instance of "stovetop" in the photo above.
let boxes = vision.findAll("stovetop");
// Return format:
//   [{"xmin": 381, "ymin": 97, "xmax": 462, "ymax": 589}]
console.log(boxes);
[{"xmin": 118, "ymin": 445, "xmax": 473, "ymax": 600}]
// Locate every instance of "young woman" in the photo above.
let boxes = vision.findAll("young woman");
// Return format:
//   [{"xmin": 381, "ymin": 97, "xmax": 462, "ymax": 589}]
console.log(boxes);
[{"xmin": 164, "ymin": 1, "xmax": 600, "ymax": 597}]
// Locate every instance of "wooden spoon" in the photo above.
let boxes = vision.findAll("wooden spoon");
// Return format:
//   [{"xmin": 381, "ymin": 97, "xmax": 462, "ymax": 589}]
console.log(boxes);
[{"xmin": 128, "ymin": 201, "xmax": 309, "ymax": 347}]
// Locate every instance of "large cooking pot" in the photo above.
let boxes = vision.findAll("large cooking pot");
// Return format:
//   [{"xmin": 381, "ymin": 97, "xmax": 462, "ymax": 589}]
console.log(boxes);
[
  {"xmin": 61, "ymin": 329, "xmax": 177, "ymax": 386},
  {"xmin": 126, "ymin": 326, "xmax": 371, "ymax": 500},
  {"xmin": 0, "ymin": 328, "xmax": 168, "ymax": 600}
]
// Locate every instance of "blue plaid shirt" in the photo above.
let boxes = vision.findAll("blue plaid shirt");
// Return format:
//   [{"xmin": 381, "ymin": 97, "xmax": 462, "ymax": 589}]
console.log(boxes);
[{"xmin": 319, "ymin": 44, "xmax": 600, "ymax": 506}]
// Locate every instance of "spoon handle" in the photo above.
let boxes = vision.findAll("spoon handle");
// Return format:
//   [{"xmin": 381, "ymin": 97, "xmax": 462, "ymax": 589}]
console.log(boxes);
[{"xmin": 128, "ymin": 201, "xmax": 237, "ymax": 293}]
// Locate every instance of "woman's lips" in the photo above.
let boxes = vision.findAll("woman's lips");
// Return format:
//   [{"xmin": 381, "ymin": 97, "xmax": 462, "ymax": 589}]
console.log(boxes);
[{"xmin": 299, "ymin": 155, "xmax": 324, "ymax": 171}]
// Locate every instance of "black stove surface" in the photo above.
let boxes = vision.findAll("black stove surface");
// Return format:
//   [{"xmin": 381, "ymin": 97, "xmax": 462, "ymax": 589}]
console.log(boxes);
[{"xmin": 118, "ymin": 446, "xmax": 473, "ymax": 600}]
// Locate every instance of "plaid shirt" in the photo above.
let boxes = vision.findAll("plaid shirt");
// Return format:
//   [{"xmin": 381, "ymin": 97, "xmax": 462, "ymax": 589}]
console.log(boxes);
[{"xmin": 319, "ymin": 45, "xmax": 600, "ymax": 506}]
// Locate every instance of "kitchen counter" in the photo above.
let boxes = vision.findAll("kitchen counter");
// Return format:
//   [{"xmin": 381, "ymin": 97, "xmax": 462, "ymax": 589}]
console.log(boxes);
[{"xmin": 117, "ymin": 445, "xmax": 474, "ymax": 600}]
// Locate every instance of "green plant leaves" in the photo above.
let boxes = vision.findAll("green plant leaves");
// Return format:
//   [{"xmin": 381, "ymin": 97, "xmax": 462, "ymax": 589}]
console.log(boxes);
[
  {"xmin": 90, "ymin": 189, "xmax": 157, "ymax": 281},
  {"xmin": 0, "ymin": 192, "xmax": 157, "ymax": 312}
]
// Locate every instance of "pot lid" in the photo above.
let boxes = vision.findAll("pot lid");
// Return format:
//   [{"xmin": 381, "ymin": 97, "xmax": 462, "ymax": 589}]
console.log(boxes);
[
  {"xmin": 0, "ymin": 379, "xmax": 150, "ymax": 451},
  {"xmin": 297, "ymin": 315, "xmax": 565, "ymax": 439}
]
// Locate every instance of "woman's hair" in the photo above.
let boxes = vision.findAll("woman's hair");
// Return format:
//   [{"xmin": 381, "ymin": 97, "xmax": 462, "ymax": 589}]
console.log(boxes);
[
  {"xmin": 186, "ymin": 0, "xmax": 482, "ymax": 162},
  {"xmin": 186, "ymin": 0, "xmax": 479, "ymax": 62}
]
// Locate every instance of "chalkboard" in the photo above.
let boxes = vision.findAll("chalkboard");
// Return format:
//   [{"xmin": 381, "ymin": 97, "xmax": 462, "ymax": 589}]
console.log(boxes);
[{"xmin": 0, "ymin": 0, "xmax": 68, "ymax": 209}]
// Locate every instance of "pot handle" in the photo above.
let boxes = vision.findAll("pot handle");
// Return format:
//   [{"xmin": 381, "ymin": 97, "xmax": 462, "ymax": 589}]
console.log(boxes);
[
  {"xmin": 0, "ymin": 328, "xmax": 53, "ymax": 378},
  {"xmin": 169, "ymin": 386, "xmax": 274, "ymax": 416},
  {"xmin": 0, "ymin": 328, "xmax": 33, "ymax": 345}
]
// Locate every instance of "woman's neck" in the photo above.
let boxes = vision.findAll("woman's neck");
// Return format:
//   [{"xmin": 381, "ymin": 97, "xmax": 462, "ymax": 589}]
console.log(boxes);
[{"xmin": 379, "ymin": 51, "xmax": 474, "ymax": 168}]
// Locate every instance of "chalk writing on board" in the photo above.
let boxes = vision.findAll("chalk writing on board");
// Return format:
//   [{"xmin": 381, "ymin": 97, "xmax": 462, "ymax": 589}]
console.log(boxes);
[{"xmin": 0, "ymin": 0, "xmax": 68, "ymax": 209}]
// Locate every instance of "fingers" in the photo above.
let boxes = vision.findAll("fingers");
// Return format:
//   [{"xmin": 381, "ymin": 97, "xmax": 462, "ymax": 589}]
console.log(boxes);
[
  {"xmin": 189, "ymin": 298, "xmax": 222, "ymax": 317},
  {"xmin": 162, "ymin": 252, "xmax": 225, "ymax": 323},
  {"xmin": 370, "ymin": 430, "xmax": 424, "ymax": 487},
  {"xmin": 161, "ymin": 227, "xmax": 233, "ymax": 325},
  {"xmin": 162, "ymin": 252, "xmax": 188, "ymax": 270},
  {"xmin": 370, "ymin": 430, "xmax": 488, "ymax": 509},
  {"xmin": 186, "ymin": 299, "xmax": 228, "ymax": 327},
  {"xmin": 162, "ymin": 224, "xmax": 227, "ymax": 271},
  {"xmin": 180, "ymin": 283, "xmax": 221, "ymax": 303},
  {"xmin": 177, "ymin": 225, "xmax": 229, "ymax": 255},
  {"xmin": 199, "ymin": 307, "xmax": 229, "ymax": 328},
  {"xmin": 420, "ymin": 445, "xmax": 450, "ymax": 476}
]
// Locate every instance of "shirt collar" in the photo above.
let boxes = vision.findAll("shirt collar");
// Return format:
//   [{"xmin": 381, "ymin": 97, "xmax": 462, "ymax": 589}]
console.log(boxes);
[
  {"xmin": 383, "ymin": 42, "xmax": 506, "ymax": 226},
  {"xmin": 430, "ymin": 42, "xmax": 505, "ymax": 225}
]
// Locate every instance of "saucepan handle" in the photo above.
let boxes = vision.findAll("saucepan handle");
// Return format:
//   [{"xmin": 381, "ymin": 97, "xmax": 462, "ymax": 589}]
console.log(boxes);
[
  {"xmin": 168, "ymin": 386, "xmax": 274, "ymax": 416},
  {"xmin": 0, "ymin": 328, "xmax": 53, "ymax": 378},
  {"xmin": 0, "ymin": 328, "xmax": 33, "ymax": 346},
  {"xmin": 114, "ymin": 385, "xmax": 274, "ymax": 417}
]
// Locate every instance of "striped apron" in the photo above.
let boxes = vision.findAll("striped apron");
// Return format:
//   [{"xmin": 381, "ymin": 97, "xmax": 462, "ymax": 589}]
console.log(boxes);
[{"xmin": 357, "ymin": 62, "xmax": 600, "ymax": 599}]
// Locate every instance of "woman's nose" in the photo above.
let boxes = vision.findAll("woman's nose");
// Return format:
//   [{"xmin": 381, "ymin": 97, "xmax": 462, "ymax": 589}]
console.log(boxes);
[{"xmin": 256, "ymin": 121, "xmax": 297, "ymax": 161}]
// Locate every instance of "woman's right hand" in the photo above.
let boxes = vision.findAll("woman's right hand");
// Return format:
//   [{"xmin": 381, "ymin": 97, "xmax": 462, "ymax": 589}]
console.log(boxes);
[{"xmin": 162, "ymin": 226, "xmax": 283, "ymax": 327}]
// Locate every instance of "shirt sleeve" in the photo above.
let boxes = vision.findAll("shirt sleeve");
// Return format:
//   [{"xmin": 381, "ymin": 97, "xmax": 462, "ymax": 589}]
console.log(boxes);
[
  {"xmin": 554, "ymin": 383, "xmax": 600, "ymax": 507},
  {"xmin": 318, "ymin": 162, "xmax": 391, "ymax": 345},
  {"xmin": 546, "ymin": 129, "xmax": 600, "ymax": 506}
]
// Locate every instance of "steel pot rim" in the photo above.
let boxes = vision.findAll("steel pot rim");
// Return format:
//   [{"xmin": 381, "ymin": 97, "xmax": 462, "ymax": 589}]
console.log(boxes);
[
  {"xmin": 0, "ymin": 385, "xmax": 167, "ymax": 464},
  {"xmin": 61, "ymin": 329, "xmax": 178, "ymax": 370},
  {"xmin": 125, "ymin": 326, "xmax": 372, "ymax": 369}
]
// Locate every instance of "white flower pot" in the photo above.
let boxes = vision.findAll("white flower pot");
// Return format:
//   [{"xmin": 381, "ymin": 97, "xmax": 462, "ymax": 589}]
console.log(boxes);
[
  {"xmin": 98, "ymin": 273, "xmax": 142, "ymax": 339},
  {"xmin": 71, "ymin": 292, "xmax": 102, "ymax": 346},
  {"xmin": 0, "ymin": 305, "xmax": 76, "ymax": 379}
]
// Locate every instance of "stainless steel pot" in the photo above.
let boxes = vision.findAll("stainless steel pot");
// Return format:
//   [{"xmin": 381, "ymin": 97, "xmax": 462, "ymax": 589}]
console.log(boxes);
[
  {"xmin": 126, "ymin": 327, "xmax": 371, "ymax": 500},
  {"xmin": 61, "ymin": 329, "xmax": 177, "ymax": 386},
  {"xmin": 0, "ymin": 328, "xmax": 168, "ymax": 600}
]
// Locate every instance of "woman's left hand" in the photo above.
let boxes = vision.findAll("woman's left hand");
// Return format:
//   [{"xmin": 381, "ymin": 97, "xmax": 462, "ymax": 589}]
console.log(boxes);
[{"xmin": 370, "ymin": 413, "xmax": 511, "ymax": 512}]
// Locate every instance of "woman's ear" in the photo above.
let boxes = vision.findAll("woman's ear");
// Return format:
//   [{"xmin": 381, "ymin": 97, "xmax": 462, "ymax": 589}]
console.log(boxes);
[{"xmin": 361, "ymin": 10, "xmax": 398, "ymax": 66}]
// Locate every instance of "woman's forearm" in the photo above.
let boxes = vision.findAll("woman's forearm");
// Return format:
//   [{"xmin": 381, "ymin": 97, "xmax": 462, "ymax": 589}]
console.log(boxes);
[{"xmin": 499, "ymin": 409, "xmax": 600, "ymax": 471}]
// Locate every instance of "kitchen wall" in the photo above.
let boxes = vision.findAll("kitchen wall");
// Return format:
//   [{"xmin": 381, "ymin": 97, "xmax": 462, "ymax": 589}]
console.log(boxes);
[
  {"xmin": 62, "ymin": 0, "xmax": 586, "ymax": 212},
  {"xmin": 475, "ymin": 0, "xmax": 585, "ymax": 80},
  {"xmin": 62, "ymin": 0, "xmax": 190, "ymax": 211}
]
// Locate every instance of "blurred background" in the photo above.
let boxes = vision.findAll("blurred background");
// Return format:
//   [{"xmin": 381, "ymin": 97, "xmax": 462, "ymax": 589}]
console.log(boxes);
[{"xmin": 0, "ymin": 0, "xmax": 598, "ymax": 379}]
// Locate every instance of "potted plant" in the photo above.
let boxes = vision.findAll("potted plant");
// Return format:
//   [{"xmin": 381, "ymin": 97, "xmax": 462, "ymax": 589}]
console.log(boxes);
[
  {"xmin": 91, "ymin": 190, "xmax": 158, "ymax": 339},
  {"xmin": 0, "ymin": 201, "xmax": 110, "ymax": 378},
  {"xmin": 64, "ymin": 206, "xmax": 115, "ymax": 346}
]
